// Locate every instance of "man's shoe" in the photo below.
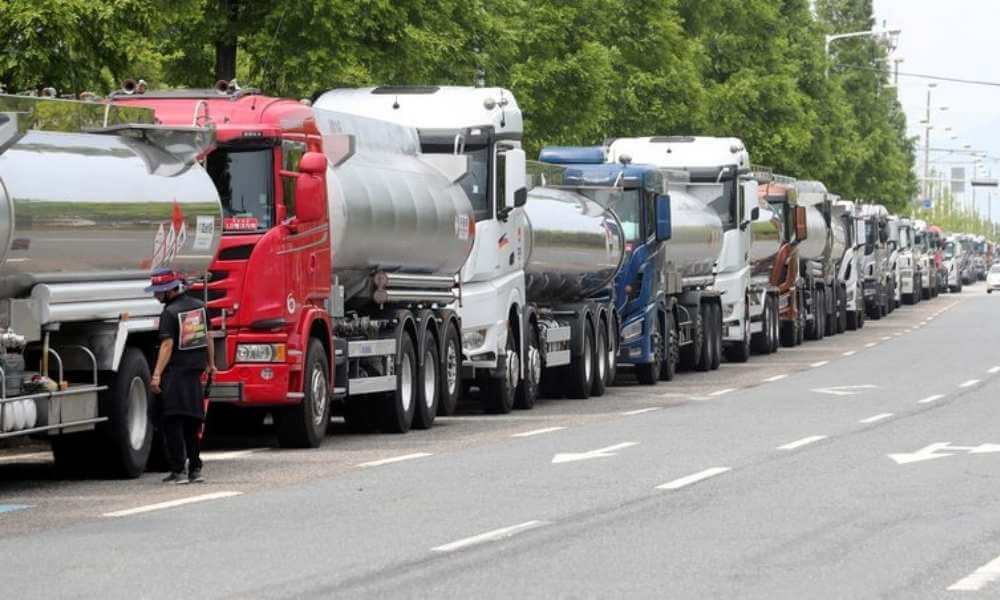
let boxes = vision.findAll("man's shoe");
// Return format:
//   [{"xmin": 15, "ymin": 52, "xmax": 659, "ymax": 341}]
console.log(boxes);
[
  {"xmin": 162, "ymin": 472, "xmax": 185, "ymax": 483},
  {"xmin": 188, "ymin": 470, "xmax": 205, "ymax": 484}
]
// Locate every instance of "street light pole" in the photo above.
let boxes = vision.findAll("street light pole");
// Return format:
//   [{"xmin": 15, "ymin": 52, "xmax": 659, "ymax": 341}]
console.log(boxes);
[
  {"xmin": 923, "ymin": 83, "xmax": 937, "ymax": 204},
  {"xmin": 824, "ymin": 28, "xmax": 902, "ymax": 78}
]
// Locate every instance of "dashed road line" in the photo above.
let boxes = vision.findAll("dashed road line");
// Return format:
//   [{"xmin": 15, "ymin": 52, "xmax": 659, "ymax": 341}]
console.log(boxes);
[
  {"xmin": 511, "ymin": 426, "xmax": 566, "ymax": 437},
  {"xmin": 201, "ymin": 448, "xmax": 268, "ymax": 462},
  {"xmin": 959, "ymin": 379, "xmax": 981, "ymax": 388},
  {"xmin": 865, "ymin": 342, "xmax": 878, "ymax": 348},
  {"xmin": 810, "ymin": 361, "xmax": 829, "ymax": 368},
  {"xmin": 657, "ymin": 467, "xmax": 731, "ymax": 491},
  {"xmin": 988, "ymin": 366, "xmax": 1000, "ymax": 375},
  {"xmin": 947, "ymin": 553, "xmax": 1000, "ymax": 592},
  {"xmin": 880, "ymin": 336, "xmax": 892, "ymax": 341},
  {"xmin": 842, "ymin": 350, "xmax": 856, "ymax": 356},
  {"xmin": 763, "ymin": 374, "xmax": 788, "ymax": 382},
  {"xmin": 0, "ymin": 504, "xmax": 32, "ymax": 514},
  {"xmin": 357, "ymin": 453, "xmax": 433, "ymax": 468},
  {"xmin": 859, "ymin": 413, "xmax": 894, "ymax": 424},
  {"xmin": 620, "ymin": 408, "xmax": 661, "ymax": 416},
  {"xmin": 777, "ymin": 435, "xmax": 828, "ymax": 451},
  {"xmin": 103, "ymin": 492, "xmax": 243, "ymax": 518},
  {"xmin": 709, "ymin": 388, "xmax": 736, "ymax": 397},
  {"xmin": 432, "ymin": 520, "xmax": 549, "ymax": 553},
  {"xmin": 918, "ymin": 394, "xmax": 945, "ymax": 404}
]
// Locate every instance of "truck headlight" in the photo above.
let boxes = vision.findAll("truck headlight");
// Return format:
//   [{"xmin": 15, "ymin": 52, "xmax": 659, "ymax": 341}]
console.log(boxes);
[
  {"xmin": 462, "ymin": 329, "xmax": 488, "ymax": 350},
  {"xmin": 621, "ymin": 319, "xmax": 643, "ymax": 342},
  {"xmin": 235, "ymin": 343, "xmax": 286, "ymax": 363}
]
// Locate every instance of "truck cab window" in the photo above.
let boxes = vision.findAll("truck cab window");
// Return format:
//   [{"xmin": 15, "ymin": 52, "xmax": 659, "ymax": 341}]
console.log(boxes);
[
  {"xmin": 280, "ymin": 140, "xmax": 307, "ymax": 218},
  {"xmin": 207, "ymin": 146, "xmax": 275, "ymax": 232},
  {"xmin": 420, "ymin": 139, "xmax": 491, "ymax": 222}
]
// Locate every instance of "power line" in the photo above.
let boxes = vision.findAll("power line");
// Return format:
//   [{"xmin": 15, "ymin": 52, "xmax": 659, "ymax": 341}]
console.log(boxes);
[{"xmin": 833, "ymin": 63, "xmax": 1000, "ymax": 88}]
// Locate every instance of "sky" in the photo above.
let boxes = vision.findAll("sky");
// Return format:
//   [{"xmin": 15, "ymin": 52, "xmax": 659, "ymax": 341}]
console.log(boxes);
[{"xmin": 874, "ymin": 0, "xmax": 1000, "ymax": 220}]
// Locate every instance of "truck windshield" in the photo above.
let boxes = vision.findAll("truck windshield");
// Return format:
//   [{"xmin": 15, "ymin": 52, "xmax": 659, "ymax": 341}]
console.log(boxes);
[
  {"xmin": 865, "ymin": 220, "xmax": 877, "ymax": 253},
  {"xmin": 765, "ymin": 197, "xmax": 791, "ymax": 242},
  {"xmin": 944, "ymin": 242, "xmax": 956, "ymax": 258},
  {"xmin": 207, "ymin": 146, "xmax": 274, "ymax": 233},
  {"xmin": 421, "ymin": 141, "xmax": 491, "ymax": 222},
  {"xmin": 587, "ymin": 189, "xmax": 641, "ymax": 243}
]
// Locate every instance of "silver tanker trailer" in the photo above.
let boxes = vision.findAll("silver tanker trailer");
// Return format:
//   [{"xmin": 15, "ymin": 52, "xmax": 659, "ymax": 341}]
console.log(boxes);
[
  {"xmin": 859, "ymin": 203, "xmax": 893, "ymax": 317},
  {"xmin": 0, "ymin": 95, "xmax": 222, "ymax": 477},
  {"xmin": 795, "ymin": 181, "xmax": 847, "ymax": 339},
  {"xmin": 521, "ymin": 182, "xmax": 625, "ymax": 401},
  {"xmin": 316, "ymin": 109, "xmax": 476, "ymax": 433}
]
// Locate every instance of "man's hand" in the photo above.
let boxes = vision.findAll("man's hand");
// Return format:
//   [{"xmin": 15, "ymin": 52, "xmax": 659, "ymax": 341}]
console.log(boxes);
[
  {"xmin": 151, "ymin": 374, "xmax": 161, "ymax": 394},
  {"xmin": 206, "ymin": 365, "xmax": 218, "ymax": 378}
]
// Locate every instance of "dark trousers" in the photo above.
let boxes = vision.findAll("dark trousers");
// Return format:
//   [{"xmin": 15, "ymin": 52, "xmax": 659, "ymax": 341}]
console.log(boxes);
[{"xmin": 163, "ymin": 415, "xmax": 203, "ymax": 474}]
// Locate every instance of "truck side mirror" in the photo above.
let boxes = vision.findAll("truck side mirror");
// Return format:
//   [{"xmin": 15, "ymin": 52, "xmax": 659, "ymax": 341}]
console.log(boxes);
[
  {"xmin": 738, "ymin": 180, "xmax": 759, "ymax": 230},
  {"xmin": 655, "ymin": 194, "xmax": 672, "ymax": 242},
  {"xmin": 794, "ymin": 205, "xmax": 808, "ymax": 241},
  {"xmin": 294, "ymin": 152, "xmax": 327, "ymax": 223},
  {"xmin": 498, "ymin": 148, "xmax": 527, "ymax": 220}
]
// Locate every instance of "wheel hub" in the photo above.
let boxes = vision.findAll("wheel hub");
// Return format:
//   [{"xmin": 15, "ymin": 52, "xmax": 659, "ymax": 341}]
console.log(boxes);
[
  {"xmin": 400, "ymin": 353, "xmax": 413, "ymax": 412},
  {"xmin": 126, "ymin": 376, "xmax": 148, "ymax": 452},
  {"xmin": 423, "ymin": 349, "xmax": 437, "ymax": 409},
  {"xmin": 310, "ymin": 368, "xmax": 328, "ymax": 428},
  {"xmin": 446, "ymin": 344, "xmax": 459, "ymax": 396},
  {"xmin": 506, "ymin": 349, "xmax": 520, "ymax": 392}
]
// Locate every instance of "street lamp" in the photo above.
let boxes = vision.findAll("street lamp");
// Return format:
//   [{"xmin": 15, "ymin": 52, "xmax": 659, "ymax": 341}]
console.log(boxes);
[{"xmin": 825, "ymin": 27, "xmax": 902, "ymax": 77}]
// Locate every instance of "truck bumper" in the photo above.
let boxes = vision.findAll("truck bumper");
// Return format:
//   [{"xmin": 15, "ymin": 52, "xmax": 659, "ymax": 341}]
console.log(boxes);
[{"xmin": 207, "ymin": 364, "xmax": 299, "ymax": 406}]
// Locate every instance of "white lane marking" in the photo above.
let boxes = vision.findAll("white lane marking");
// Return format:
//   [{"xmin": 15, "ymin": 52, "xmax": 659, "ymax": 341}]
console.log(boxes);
[
  {"xmin": 657, "ymin": 467, "xmax": 731, "ymax": 490},
  {"xmin": 201, "ymin": 448, "xmax": 267, "ymax": 462},
  {"xmin": 709, "ymin": 388, "xmax": 736, "ymax": 397},
  {"xmin": 103, "ymin": 491, "xmax": 243, "ymax": 518},
  {"xmin": 0, "ymin": 451, "xmax": 52, "ymax": 463},
  {"xmin": 918, "ymin": 394, "xmax": 945, "ymax": 404},
  {"xmin": 511, "ymin": 426, "xmax": 566, "ymax": 437},
  {"xmin": 907, "ymin": 329, "xmax": 914, "ymax": 333},
  {"xmin": 988, "ymin": 366, "xmax": 1000, "ymax": 375},
  {"xmin": 812, "ymin": 384, "xmax": 877, "ymax": 396},
  {"xmin": 552, "ymin": 442, "xmax": 638, "ymax": 464},
  {"xmin": 763, "ymin": 374, "xmax": 788, "ymax": 382},
  {"xmin": 959, "ymin": 379, "xmax": 981, "ymax": 388},
  {"xmin": 778, "ymin": 435, "xmax": 828, "ymax": 451},
  {"xmin": 865, "ymin": 342, "xmax": 878, "ymax": 348},
  {"xmin": 949, "ymin": 554, "xmax": 1000, "ymax": 591},
  {"xmin": 881, "ymin": 336, "xmax": 892, "ymax": 341},
  {"xmin": 810, "ymin": 361, "xmax": 829, "ymax": 368},
  {"xmin": 356, "ymin": 453, "xmax": 432, "ymax": 468},
  {"xmin": 842, "ymin": 350, "xmax": 857, "ymax": 357},
  {"xmin": 860, "ymin": 413, "xmax": 894, "ymax": 424},
  {"xmin": 621, "ymin": 408, "xmax": 661, "ymax": 416},
  {"xmin": 432, "ymin": 521, "xmax": 548, "ymax": 552}
]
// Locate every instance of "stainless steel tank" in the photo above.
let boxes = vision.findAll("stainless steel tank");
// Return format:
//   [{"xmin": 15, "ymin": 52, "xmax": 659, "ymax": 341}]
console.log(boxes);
[
  {"xmin": 0, "ymin": 129, "xmax": 222, "ymax": 299},
  {"xmin": 663, "ymin": 184, "xmax": 723, "ymax": 285},
  {"xmin": 316, "ymin": 109, "xmax": 475, "ymax": 302},
  {"xmin": 522, "ymin": 186, "xmax": 624, "ymax": 304}
]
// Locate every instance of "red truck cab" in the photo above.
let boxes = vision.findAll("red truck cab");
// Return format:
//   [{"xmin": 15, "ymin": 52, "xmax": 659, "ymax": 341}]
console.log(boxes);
[{"xmin": 113, "ymin": 87, "xmax": 334, "ymax": 448}]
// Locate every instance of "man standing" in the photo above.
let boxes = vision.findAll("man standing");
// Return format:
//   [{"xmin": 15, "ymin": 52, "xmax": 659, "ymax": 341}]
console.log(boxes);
[{"xmin": 146, "ymin": 267, "xmax": 216, "ymax": 484}]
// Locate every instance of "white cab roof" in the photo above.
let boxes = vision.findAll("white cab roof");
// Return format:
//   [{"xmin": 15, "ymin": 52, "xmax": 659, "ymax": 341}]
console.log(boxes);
[{"xmin": 606, "ymin": 136, "xmax": 750, "ymax": 170}]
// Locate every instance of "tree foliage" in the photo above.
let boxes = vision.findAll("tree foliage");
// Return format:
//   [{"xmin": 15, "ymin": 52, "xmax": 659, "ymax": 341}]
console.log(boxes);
[{"xmin": 0, "ymin": 0, "xmax": 918, "ymax": 210}]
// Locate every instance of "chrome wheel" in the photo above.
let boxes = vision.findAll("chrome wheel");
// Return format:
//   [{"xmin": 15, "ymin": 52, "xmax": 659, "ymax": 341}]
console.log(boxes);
[
  {"xmin": 505, "ymin": 347, "xmax": 520, "ymax": 393},
  {"xmin": 400, "ymin": 351, "xmax": 414, "ymax": 413},
  {"xmin": 310, "ymin": 367, "xmax": 328, "ymax": 428},
  {"xmin": 445, "ymin": 342, "xmax": 459, "ymax": 398},
  {"xmin": 582, "ymin": 331, "xmax": 592, "ymax": 384},
  {"xmin": 126, "ymin": 376, "xmax": 148, "ymax": 452},
  {"xmin": 422, "ymin": 348, "xmax": 437, "ymax": 410},
  {"xmin": 595, "ymin": 329, "xmax": 606, "ymax": 383},
  {"xmin": 527, "ymin": 344, "xmax": 541, "ymax": 389}
]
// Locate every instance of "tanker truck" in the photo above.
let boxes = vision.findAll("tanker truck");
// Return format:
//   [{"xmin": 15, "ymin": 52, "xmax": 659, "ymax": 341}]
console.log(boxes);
[
  {"xmin": 943, "ymin": 234, "xmax": 966, "ymax": 293},
  {"xmin": 604, "ymin": 136, "xmax": 773, "ymax": 363},
  {"xmin": 536, "ymin": 147, "xmax": 724, "ymax": 384},
  {"xmin": 859, "ymin": 204, "xmax": 892, "ymax": 318},
  {"xmin": 794, "ymin": 181, "xmax": 847, "ymax": 339},
  {"xmin": 0, "ymin": 95, "xmax": 222, "ymax": 477},
  {"xmin": 313, "ymin": 86, "xmax": 535, "ymax": 415},
  {"xmin": 756, "ymin": 175, "xmax": 809, "ymax": 345},
  {"xmin": 833, "ymin": 199, "xmax": 866, "ymax": 329},
  {"xmin": 927, "ymin": 224, "xmax": 948, "ymax": 294},
  {"xmin": 913, "ymin": 220, "xmax": 939, "ymax": 299},
  {"xmin": 891, "ymin": 217, "xmax": 923, "ymax": 305}
]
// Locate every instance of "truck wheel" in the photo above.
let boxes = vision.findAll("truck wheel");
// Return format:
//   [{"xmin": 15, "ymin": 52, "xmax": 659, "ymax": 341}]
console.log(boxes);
[
  {"xmin": 846, "ymin": 310, "xmax": 858, "ymax": 331},
  {"xmin": 752, "ymin": 298, "xmax": 771, "ymax": 354},
  {"xmin": 515, "ymin": 324, "xmax": 540, "ymax": 410},
  {"xmin": 604, "ymin": 319, "xmax": 618, "ymax": 388},
  {"xmin": 590, "ymin": 320, "xmax": 608, "ymax": 398},
  {"xmin": 412, "ymin": 335, "xmax": 439, "ymax": 430},
  {"xmin": 724, "ymin": 303, "xmax": 751, "ymax": 363},
  {"xmin": 780, "ymin": 320, "xmax": 796, "ymax": 347},
  {"xmin": 824, "ymin": 287, "xmax": 836, "ymax": 337},
  {"xmin": 277, "ymin": 339, "xmax": 330, "ymax": 448},
  {"xmin": 636, "ymin": 327, "xmax": 662, "ymax": 385},
  {"xmin": 710, "ymin": 302, "xmax": 722, "ymax": 370},
  {"xmin": 566, "ymin": 320, "xmax": 594, "ymax": 399},
  {"xmin": 660, "ymin": 311, "xmax": 678, "ymax": 381},
  {"xmin": 483, "ymin": 326, "xmax": 517, "ymax": 414},
  {"xmin": 696, "ymin": 303, "xmax": 712, "ymax": 372},
  {"xmin": 679, "ymin": 308, "xmax": 702, "ymax": 371},
  {"xmin": 437, "ymin": 322, "xmax": 462, "ymax": 416},
  {"xmin": 379, "ymin": 332, "xmax": 417, "ymax": 431}
]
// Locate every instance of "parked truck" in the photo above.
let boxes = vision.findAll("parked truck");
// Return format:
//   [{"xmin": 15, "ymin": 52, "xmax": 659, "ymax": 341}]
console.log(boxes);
[
  {"xmin": 859, "ymin": 204, "xmax": 893, "ymax": 318},
  {"xmin": 0, "ymin": 95, "xmax": 222, "ymax": 476},
  {"xmin": 943, "ymin": 234, "xmax": 966, "ymax": 293},
  {"xmin": 756, "ymin": 176, "xmax": 809, "ymax": 345},
  {"xmin": 833, "ymin": 199, "xmax": 866, "ymax": 329},
  {"xmin": 926, "ymin": 224, "xmax": 948, "ymax": 294},
  {"xmin": 890, "ymin": 217, "xmax": 922, "ymax": 305},
  {"xmin": 913, "ymin": 219, "xmax": 939, "ymax": 300},
  {"xmin": 604, "ymin": 136, "xmax": 773, "ymax": 363},
  {"xmin": 536, "ymin": 147, "xmax": 720, "ymax": 384},
  {"xmin": 794, "ymin": 181, "xmax": 847, "ymax": 339}
]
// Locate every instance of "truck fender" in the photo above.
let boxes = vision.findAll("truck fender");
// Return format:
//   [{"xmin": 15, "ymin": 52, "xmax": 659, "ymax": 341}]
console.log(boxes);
[
  {"xmin": 414, "ymin": 309, "xmax": 441, "ymax": 368},
  {"xmin": 387, "ymin": 309, "xmax": 418, "ymax": 367},
  {"xmin": 294, "ymin": 306, "xmax": 333, "ymax": 387},
  {"xmin": 569, "ymin": 304, "xmax": 596, "ymax": 359}
]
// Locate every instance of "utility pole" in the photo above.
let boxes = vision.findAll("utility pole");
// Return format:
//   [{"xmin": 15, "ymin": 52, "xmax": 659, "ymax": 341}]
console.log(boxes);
[{"xmin": 923, "ymin": 84, "xmax": 935, "ymax": 204}]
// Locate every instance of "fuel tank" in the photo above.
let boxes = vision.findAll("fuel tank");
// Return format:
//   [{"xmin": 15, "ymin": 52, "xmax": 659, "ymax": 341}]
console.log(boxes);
[
  {"xmin": 663, "ymin": 184, "xmax": 723, "ymax": 285},
  {"xmin": 0, "ymin": 129, "xmax": 222, "ymax": 300},
  {"xmin": 523, "ymin": 186, "xmax": 624, "ymax": 304},
  {"xmin": 316, "ymin": 109, "xmax": 475, "ymax": 302}
]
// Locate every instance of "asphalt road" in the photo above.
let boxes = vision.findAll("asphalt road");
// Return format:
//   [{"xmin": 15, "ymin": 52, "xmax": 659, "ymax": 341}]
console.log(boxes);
[{"xmin": 2, "ymin": 283, "xmax": 999, "ymax": 599}]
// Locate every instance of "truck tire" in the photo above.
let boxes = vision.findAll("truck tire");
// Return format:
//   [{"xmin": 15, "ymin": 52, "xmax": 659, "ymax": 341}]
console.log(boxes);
[
  {"xmin": 806, "ymin": 290, "xmax": 822, "ymax": 340},
  {"xmin": 590, "ymin": 320, "xmax": 608, "ymax": 398},
  {"xmin": 378, "ymin": 332, "xmax": 417, "ymax": 431},
  {"xmin": 724, "ymin": 303, "xmax": 751, "ymax": 363},
  {"xmin": 277, "ymin": 339, "xmax": 330, "ymax": 448},
  {"xmin": 636, "ymin": 326, "xmax": 662, "ymax": 385},
  {"xmin": 836, "ymin": 286, "xmax": 847, "ymax": 334},
  {"xmin": 412, "ymin": 334, "xmax": 439, "ymax": 430},
  {"xmin": 483, "ymin": 326, "xmax": 517, "ymax": 413},
  {"xmin": 566, "ymin": 320, "xmax": 594, "ymax": 399},
  {"xmin": 846, "ymin": 310, "xmax": 858, "ymax": 331},
  {"xmin": 679, "ymin": 308, "xmax": 702, "ymax": 371},
  {"xmin": 515, "ymin": 324, "xmax": 540, "ymax": 410},
  {"xmin": 604, "ymin": 318, "xmax": 618, "ymax": 388},
  {"xmin": 752, "ymin": 298, "xmax": 771, "ymax": 354},
  {"xmin": 660, "ymin": 311, "xmax": 678, "ymax": 381},
  {"xmin": 697, "ymin": 303, "xmax": 712, "ymax": 372},
  {"xmin": 437, "ymin": 322, "xmax": 462, "ymax": 416},
  {"xmin": 780, "ymin": 320, "xmax": 796, "ymax": 347},
  {"xmin": 824, "ymin": 287, "xmax": 836, "ymax": 337},
  {"xmin": 710, "ymin": 302, "xmax": 722, "ymax": 370}
]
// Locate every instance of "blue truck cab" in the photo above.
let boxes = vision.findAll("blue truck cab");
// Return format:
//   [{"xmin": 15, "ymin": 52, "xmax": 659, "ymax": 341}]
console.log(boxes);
[{"xmin": 539, "ymin": 146, "xmax": 672, "ymax": 385}]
